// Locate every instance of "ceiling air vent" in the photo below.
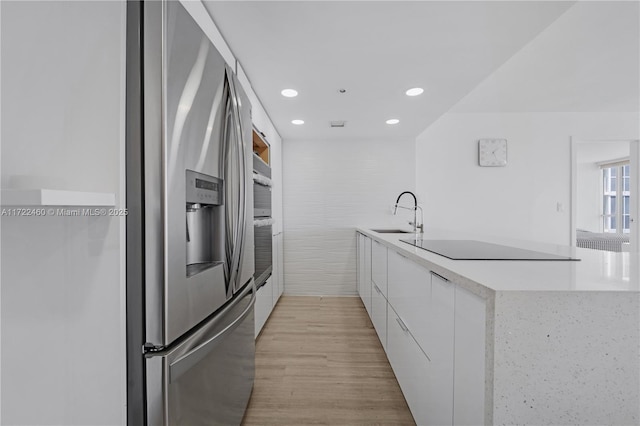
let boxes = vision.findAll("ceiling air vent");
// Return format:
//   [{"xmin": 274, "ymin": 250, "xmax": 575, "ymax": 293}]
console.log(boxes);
[{"xmin": 330, "ymin": 121, "xmax": 346, "ymax": 128}]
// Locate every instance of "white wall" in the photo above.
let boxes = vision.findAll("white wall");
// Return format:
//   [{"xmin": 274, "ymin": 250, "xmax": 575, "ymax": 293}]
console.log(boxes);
[
  {"xmin": 415, "ymin": 1, "xmax": 639, "ymax": 246},
  {"xmin": 283, "ymin": 138, "xmax": 415, "ymax": 295},
  {"xmin": 415, "ymin": 112, "xmax": 639, "ymax": 246},
  {"xmin": 0, "ymin": 1, "xmax": 126, "ymax": 424},
  {"xmin": 576, "ymin": 141, "xmax": 630, "ymax": 232}
]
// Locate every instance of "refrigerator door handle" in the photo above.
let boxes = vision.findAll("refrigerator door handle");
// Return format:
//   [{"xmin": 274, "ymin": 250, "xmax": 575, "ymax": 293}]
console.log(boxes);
[
  {"xmin": 168, "ymin": 281, "xmax": 256, "ymax": 383},
  {"xmin": 222, "ymin": 69, "xmax": 242, "ymax": 294},
  {"xmin": 225, "ymin": 71, "xmax": 245, "ymax": 294},
  {"xmin": 230, "ymin": 77, "xmax": 247, "ymax": 293}
]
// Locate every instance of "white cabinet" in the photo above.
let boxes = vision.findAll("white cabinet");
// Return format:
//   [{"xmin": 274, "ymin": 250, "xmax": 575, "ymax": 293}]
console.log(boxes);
[
  {"xmin": 427, "ymin": 273, "xmax": 455, "ymax": 426},
  {"xmin": 357, "ymin": 233, "xmax": 363, "ymax": 294},
  {"xmin": 387, "ymin": 305, "xmax": 431, "ymax": 425},
  {"xmin": 371, "ymin": 239, "xmax": 388, "ymax": 295},
  {"xmin": 254, "ymin": 278, "xmax": 273, "ymax": 337},
  {"xmin": 271, "ymin": 231, "xmax": 284, "ymax": 305},
  {"xmin": 370, "ymin": 239, "xmax": 388, "ymax": 349},
  {"xmin": 388, "ymin": 250, "xmax": 432, "ymax": 355},
  {"xmin": 371, "ymin": 281, "xmax": 387, "ymax": 350},
  {"xmin": 276, "ymin": 232, "xmax": 284, "ymax": 299},
  {"xmin": 387, "ymin": 249, "xmax": 455, "ymax": 425},
  {"xmin": 358, "ymin": 234, "xmax": 372, "ymax": 316},
  {"xmin": 251, "ymin": 123, "xmax": 283, "ymax": 334},
  {"xmin": 359, "ymin": 233, "xmax": 487, "ymax": 425},
  {"xmin": 454, "ymin": 285, "xmax": 486, "ymax": 425},
  {"xmin": 268, "ymin": 122, "xmax": 284, "ymax": 305}
]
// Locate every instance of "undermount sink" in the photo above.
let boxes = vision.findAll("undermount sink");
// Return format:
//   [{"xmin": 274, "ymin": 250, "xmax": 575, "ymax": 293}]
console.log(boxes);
[{"xmin": 370, "ymin": 229, "xmax": 413, "ymax": 234}]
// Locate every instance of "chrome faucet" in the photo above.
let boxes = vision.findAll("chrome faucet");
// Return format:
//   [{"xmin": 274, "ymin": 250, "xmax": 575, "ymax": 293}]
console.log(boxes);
[{"xmin": 393, "ymin": 191, "xmax": 423, "ymax": 234}]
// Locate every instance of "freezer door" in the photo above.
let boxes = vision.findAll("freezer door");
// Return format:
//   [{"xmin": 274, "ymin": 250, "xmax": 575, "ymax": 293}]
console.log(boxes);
[{"xmin": 146, "ymin": 281, "xmax": 256, "ymax": 426}]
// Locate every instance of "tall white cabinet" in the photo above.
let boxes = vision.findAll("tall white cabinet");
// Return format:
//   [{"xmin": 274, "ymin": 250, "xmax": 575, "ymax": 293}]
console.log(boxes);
[
  {"xmin": 251, "ymin": 127, "xmax": 284, "ymax": 337},
  {"xmin": 269, "ymin": 126, "xmax": 285, "ymax": 304}
]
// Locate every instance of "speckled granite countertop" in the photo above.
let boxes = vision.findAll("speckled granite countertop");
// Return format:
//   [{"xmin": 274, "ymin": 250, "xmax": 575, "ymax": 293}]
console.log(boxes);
[{"xmin": 357, "ymin": 227, "xmax": 639, "ymax": 293}]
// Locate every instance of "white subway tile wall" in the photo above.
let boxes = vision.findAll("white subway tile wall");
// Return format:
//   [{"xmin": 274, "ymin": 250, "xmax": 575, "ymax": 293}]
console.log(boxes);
[{"xmin": 282, "ymin": 139, "xmax": 415, "ymax": 295}]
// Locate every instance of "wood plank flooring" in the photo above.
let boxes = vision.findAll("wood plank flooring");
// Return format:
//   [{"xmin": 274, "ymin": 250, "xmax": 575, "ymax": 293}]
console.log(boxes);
[{"xmin": 241, "ymin": 296, "xmax": 415, "ymax": 426}]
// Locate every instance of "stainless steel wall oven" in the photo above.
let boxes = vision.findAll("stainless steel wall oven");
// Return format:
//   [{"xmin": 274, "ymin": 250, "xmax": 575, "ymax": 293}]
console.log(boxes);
[{"xmin": 253, "ymin": 153, "xmax": 272, "ymax": 288}]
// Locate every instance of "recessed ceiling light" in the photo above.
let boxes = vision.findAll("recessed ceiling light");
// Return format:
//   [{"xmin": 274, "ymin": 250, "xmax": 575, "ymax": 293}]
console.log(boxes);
[
  {"xmin": 386, "ymin": 119, "xmax": 400, "ymax": 125},
  {"xmin": 292, "ymin": 119, "xmax": 305, "ymax": 125},
  {"xmin": 405, "ymin": 87, "xmax": 424, "ymax": 96},
  {"xmin": 281, "ymin": 89, "xmax": 298, "ymax": 98}
]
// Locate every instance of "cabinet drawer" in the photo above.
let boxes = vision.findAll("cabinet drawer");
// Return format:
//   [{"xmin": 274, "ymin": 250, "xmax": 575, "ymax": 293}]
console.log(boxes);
[
  {"xmin": 387, "ymin": 306, "xmax": 431, "ymax": 425},
  {"xmin": 371, "ymin": 239, "xmax": 388, "ymax": 296},
  {"xmin": 387, "ymin": 305, "xmax": 453, "ymax": 426},
  {"xmin": 387, "ymin": 250, "xmax": 431, "ymax": 354},
  {"xmin": 371, "ymin": 282, "xmax": 387, "ymax": 351}
]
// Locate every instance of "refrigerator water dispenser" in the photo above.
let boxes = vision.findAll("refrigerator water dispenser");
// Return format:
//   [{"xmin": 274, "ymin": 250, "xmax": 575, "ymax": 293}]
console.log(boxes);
[{"xmin": 185, "ymin": 170, "xmax": 224, "ymax": 277}]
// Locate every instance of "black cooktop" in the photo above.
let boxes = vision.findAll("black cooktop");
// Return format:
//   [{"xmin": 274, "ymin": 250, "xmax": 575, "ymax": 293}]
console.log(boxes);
[{"xmin": 400, "ymin": 239, "xmax": 580, "ymax": 261}]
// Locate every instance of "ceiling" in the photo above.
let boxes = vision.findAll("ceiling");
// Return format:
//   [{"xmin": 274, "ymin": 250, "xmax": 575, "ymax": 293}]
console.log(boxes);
[
  {"xmin": 202, "ymin": 1, "xmax": 634, "ymax": 141},
  {"xmin": 452, "ymin": 1, "xmax": 640, "ymax": 114}
]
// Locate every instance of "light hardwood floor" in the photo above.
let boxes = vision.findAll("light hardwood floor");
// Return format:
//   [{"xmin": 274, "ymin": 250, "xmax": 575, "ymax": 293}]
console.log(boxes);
[{"xmin": 241, "ymin": 296, "xmax": 416, "ymax": 425}]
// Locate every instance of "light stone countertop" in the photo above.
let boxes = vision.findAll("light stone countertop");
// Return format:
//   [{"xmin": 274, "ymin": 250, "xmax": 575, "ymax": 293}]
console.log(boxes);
[{"xmin": 357, "ymin": 227, "xmax": 639, "ymax": 293}]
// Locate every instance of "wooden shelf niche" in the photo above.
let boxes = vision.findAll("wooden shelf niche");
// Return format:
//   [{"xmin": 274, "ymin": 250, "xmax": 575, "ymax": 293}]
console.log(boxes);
[{"xmin": 252, "ymin": 129, "xmax": 270, "ymax": 165}]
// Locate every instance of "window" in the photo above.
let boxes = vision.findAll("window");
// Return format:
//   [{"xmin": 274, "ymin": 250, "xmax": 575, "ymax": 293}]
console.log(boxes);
[{"xmin": 602, "ymin": 162, "xmax": 630, "ymax": 233}]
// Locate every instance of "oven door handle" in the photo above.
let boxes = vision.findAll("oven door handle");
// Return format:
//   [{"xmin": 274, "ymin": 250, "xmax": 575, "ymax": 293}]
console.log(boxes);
[
  {"xmin": 253, "ymin": 218, "xmax": 274, "ymax": 227},
  {"xmin": 252, "ymin": 172, "xmax": 272, "ymax": 187}
]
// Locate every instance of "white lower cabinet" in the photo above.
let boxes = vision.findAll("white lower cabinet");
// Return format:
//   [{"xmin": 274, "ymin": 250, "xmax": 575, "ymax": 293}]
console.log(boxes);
[
  {"xmin": 387, "ymin": 305, "xmax": 431, "ymax": 425},
  {"xmin": 357, "ymin": 233, "xmax": 363, "ymax": 293},
  {"xmin": 358, "ymin": 234, "xmax": 372, "ymax": 316},
  {"xmin": 255, "ymin": 232, "xmax": 283, "ymax": 338},
  {"xmin": 425, "ymin": 272, "xmax": 455, "ymax": 425},
  {"xmin": 371, "ymin": 239, "xmax": 388, "ymax": 295},
  {"xmin": 362, "ymin": 234, "xmax": 485, "ymax": 426},
  {"xmin": 371, "ymin": 281, "xmax": 387, "ymax": 350},
  {"xmin": 453, "ymin": 285, "xmax": 486, "ymax": 425},
  {"xmin": 254, "ymin": 278, "xmax": 273, "ymax": 337},
  {"xmin": 388, "ymin": 250, "xmax": 433, "ymax": 356}
]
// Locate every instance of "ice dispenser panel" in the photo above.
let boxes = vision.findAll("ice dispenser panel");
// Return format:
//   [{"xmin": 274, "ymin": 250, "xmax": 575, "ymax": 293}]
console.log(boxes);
[{"xmin": 185, "ymin": 170, "xmax": 224, "ymax": 277}]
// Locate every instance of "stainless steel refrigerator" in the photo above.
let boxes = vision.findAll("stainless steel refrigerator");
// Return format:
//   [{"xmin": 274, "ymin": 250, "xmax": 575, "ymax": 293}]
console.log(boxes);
[{"xmin": 126, "ymin": 1, "xmax": 255, "ymax": 424}]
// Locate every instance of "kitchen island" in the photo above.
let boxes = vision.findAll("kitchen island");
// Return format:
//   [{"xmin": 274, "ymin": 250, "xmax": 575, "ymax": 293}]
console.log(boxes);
[{"xmin": 356, "ymin": 228, "xmax": 639, "ymax": 426}]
